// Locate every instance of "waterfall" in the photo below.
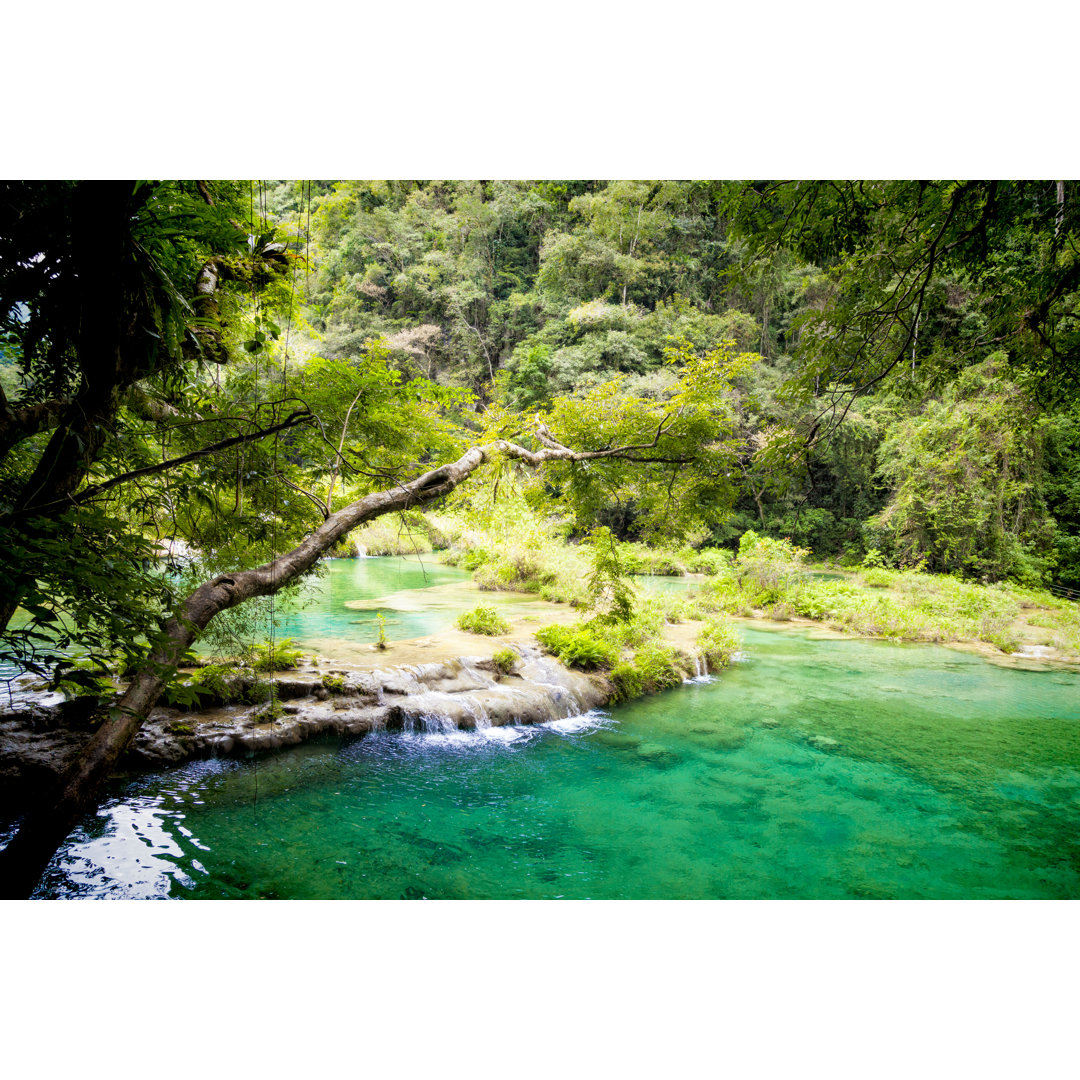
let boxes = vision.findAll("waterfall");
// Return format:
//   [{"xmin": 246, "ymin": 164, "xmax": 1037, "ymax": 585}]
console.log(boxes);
[
  {"xmin": 462, "ymin": 698, "xmax": 492, "ymax": 730},
  {"xmin": 100, "ymin": 645, "xmax": 613, "ymax": 766},
  {"xmin": 684, "ymin": 652, "xmax": 713, "ymax": 684}
]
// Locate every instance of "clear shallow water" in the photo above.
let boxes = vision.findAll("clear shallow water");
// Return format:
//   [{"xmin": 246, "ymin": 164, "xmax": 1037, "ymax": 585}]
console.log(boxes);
[
  {"xmin": 273, "ymin": 555, "xmax": 474, "ymax": 648},
  {"xmin": 27, "ymin": 622, "xmax": 1080, "ymax": 900}
]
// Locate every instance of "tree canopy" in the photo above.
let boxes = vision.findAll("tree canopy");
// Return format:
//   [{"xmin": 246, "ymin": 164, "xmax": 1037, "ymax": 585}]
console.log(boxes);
[{"xmin": 2, "ymin": 177, "xmax": 1080, "ymax": 895}]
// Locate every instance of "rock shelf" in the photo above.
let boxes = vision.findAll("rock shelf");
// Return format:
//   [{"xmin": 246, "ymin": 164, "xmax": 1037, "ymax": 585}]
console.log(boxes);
[{"xmin": 0, "ymin": 645, "xmax": 609, "ymax": 810}]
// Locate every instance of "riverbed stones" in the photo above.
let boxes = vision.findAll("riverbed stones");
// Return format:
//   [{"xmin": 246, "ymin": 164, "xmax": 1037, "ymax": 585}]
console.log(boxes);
[{"xmin": 636, "ymin": 742, "xmax": 679, "ymax": 767}]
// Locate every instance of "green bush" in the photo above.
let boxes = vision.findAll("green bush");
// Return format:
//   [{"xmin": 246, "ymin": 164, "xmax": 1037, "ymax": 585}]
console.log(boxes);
[
  {"xmin": 189, "ymin": 663, "xmax": 240, "ymax": 698},
  {"xmin": 457, "ymin": 605, "xmax": 512, "ymax": 636},
  {"xmin": 461, "ymin": 547, "xmax": 491, "ymax": 571},
  {"xmin": 697, "ymin": 617, "xmax": 741, "ymax": 669},
  {"xmin": 535, "ymin": 623, "xmax": 618, "ymax": 669},
  {"xmin": 735, "ymin": 530, "xmax": 809, "ymax": 605},
  {"xmin": 681, "ymin": 548, "xmax": 732, "ymax": 576},
  {"xmin": 250, "ymin": 637, "xmax": 305, "ymax": 672},
  {"xmin": 631, "ymin": 643, "xmax": 685, "ymax": 693},
  {"xmin": 492, "ymin": 647, "xmax": 518, "ymax": 675},
  {"xmin": 862, "ymin": 567, "xmax": 895, "ymax": 588},
  {"xmin": 253, "ymin": 698, "xmax": 285, "ymax": 723},
  {"xmin": 608, "ymin": 660, "xmax": 644, "ymax": 702},
  {"xmin": 162, "ymin": 662, "xmax": 258, "ymax": 709}
]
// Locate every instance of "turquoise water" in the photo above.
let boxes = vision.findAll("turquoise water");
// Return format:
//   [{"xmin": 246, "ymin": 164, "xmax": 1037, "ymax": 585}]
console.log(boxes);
[
  {"xmin": 27, "ymin": 616, "xmax": 1080, "ymax": 899},
  {"xmin": 275, "ymin": 555, "xmax": 475, "ymax": 649}
]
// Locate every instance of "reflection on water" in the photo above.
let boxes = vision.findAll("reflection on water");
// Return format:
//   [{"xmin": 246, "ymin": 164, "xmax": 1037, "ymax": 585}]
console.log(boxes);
[{"xmin": 33, "ymin": 623, "xmax": 1080, "ymax": 900}]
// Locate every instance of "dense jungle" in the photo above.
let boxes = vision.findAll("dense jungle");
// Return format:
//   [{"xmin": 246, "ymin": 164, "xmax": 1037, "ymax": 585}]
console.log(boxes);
[{"xmin": 2, "ymin": 179, "xmax": 1079, "ymax": 899}]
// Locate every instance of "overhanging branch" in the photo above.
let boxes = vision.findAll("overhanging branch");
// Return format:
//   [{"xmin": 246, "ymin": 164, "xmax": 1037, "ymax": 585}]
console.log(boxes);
[{"xmin": 12, "ymin": 408, "xmax": 314, "ymax": 518}]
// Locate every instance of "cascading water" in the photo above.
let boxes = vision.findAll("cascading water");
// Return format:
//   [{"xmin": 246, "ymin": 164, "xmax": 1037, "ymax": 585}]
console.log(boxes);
[{"xmin": 684, "ymin": 652, "xmax": 712, "ymax": 684}]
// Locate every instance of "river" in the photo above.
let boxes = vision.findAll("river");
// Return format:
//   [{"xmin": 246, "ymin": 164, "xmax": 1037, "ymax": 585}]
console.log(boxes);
[{"xmin": 15, "ymin": 557, "xmax": 1080, "ymax": 899}]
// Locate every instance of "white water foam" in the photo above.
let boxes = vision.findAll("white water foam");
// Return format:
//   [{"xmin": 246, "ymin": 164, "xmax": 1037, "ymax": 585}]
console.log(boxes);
[{"xmin": 542, "ymin": 709, "xmax": 612, "ymax": 735}]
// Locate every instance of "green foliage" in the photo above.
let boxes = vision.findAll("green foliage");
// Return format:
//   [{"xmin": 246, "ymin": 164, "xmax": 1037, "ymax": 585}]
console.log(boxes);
[
  {"xmin": 868, "ymin": 359, "xmax": 1054, "ymax": 583},
  {"xmin": 49, "ymin": 661, "xmax": 115, "ymax": 702},
  {"xmin": 727, "ymin": 180, "xmax": 1080, "ymax": 406},
  {"xmin": 253, "ymin": 697, "xmax": 286, "ymax": 724},
  {"xmin": 491, "ymin": 647, "xmax": 517, "ymax": 675},
  {"xmin": 161, "ymin": 662, "xmax": 270, "ymax": 710},
  {"xmin": 321, "ymin": 672, "xmax": 347, "ymax": 693},
  {"xmin": 189, "ymin": 663, "xmax": 239, "ymax": 699},
  {"xmin": 630, "ymin": 642, "xmax": 685, "ymax": 693},
  {"xmin": 376, "ymin": 612, "xmax": 388, "ymax": 649},
  {"xmin": 585, "ymin": 526, "xmax": 635, "ymax": 623},
  {"xmin": 862, "ymin": 568, "xmax": 895, "ymax": 588},
  {"xmin": 535, "ymin": 623, "xmax": 618, "ymax": 669},
  {"xmin": 457, "ymin": 605, "xmax": 511, "ymax": 636},
  {"xmin": 734, "ymin": 530, "xmax": 809, "ymax": 605},
  {"xmin": 250, "ymin": 638, "xmax": 305, "ymax": 672},
  {"xmin": 696, "ymin": 617, "xmax": 741, "ymax": 669},
  {"xmin": 6, "ymin": 177, "xmax": 1080, "ymax": 709},
  {"xmin": 608, "ymin": 660, "xmax": 644, "ymax": 703},
  {"xmin": 445, "ymin": 495, "xmax": 590, "ymax": 604},
  {"xmin": 460, "ymin": 548, "xmax": 491, "ymax": 571}
]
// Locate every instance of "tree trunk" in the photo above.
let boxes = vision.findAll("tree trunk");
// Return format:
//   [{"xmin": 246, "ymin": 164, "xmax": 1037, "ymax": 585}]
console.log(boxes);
[{"xmin": 0, "ymin": 423, "xmax": 683, "ymax": 896}]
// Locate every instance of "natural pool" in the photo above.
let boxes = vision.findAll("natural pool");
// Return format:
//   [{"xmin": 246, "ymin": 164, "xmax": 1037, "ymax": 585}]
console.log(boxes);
[{"xmin": 16, "ymin": 557, "xmax": 1080, "ymax": 899}]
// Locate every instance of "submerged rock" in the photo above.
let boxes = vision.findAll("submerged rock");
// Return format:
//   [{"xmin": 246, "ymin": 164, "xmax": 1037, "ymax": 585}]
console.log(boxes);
[{"xmin": 636, "ymin": 742, "xmax": 679, "ymax": 767}]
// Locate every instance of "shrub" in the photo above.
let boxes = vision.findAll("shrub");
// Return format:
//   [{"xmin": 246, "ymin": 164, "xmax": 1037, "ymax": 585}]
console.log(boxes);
[
  {"xmin": 457, "ymin": 605, "xmax": 511, "ymax": 636},
  {"xmin": 608, "ymin": 660, "xmax": 644, "ymax": 702},
  {"xmin": 253, "ymin": 698, "xmax": 285, "ymax": 723},
  {"xmin": 697, "ymin": 617, "xmax": 740, "ymax": 669},
  {"xmin": 535, "ymin": 624, "xmax": 618, "ymax": 669},
  {"xmin": 492, "ymin": 647, "xmax": 518, "ymax": 675},
  {"xmin": 862, "ymin": 568, "xmax": 895, "ymax": 588},
  {"xmin": 163, "ymin": 663, "xmax": 259, "ymax": 709},
  {"xmin": 250, "ymin": 638, "xmax": 305, "ymax": 672},
  {"xmin": 978, "ymin": 612, "xmax": 1021, "ymax": 653},
  {"xmin": 632, "ymin": 643, "xmax": 685, "ymax": 693},
  {"xmin": 735, "ymin": 530, "xmax": 809, "ymax": 605},
  {"xmin": 461, "ymin": 547, "xmax": 491, "ymax": 571},
  {"xmin": 682, "ymin": 548, "xmax": 732, "ymax": 576}
]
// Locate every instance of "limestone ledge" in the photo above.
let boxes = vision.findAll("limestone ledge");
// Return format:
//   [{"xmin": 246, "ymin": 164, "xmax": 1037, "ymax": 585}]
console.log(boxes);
[{"xmin": 0, "ymin": 645, "xmax": 610, "ymax": 808}]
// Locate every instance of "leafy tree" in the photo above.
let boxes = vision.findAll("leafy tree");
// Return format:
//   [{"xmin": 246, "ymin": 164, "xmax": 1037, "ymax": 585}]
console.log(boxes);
[
  {"xmin": 867, "ymin": 358, "xmax": 1054, "ymax": 582},
  {"xmin": 728, "ymin": 181, "xmax": 1080, "ymax": 422},
  {"xmin": 0, "ymin": 180, "xmax": 306, "ymax": 676}
]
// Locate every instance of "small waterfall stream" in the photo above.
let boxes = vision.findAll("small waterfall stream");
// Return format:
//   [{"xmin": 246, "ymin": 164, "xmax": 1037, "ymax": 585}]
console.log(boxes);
[{"xmin": 127, "ymin": 645, "xmax": 612, "ymax": 763}]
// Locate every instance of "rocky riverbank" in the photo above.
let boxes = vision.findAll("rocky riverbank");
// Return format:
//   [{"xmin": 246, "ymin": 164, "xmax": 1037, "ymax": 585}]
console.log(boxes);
[{"xmin": 0, "ymin": 642, "xmax": 613, "ymax": 813}]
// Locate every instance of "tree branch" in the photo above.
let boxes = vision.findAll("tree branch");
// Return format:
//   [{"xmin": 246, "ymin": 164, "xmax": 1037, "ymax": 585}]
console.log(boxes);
[
  {"xmin": 0, "ymin": 422, "xmax": 699, "ymax": 896},
  {"xmin": 12, "ymin": 409, "xmax": 314, "ymax": 517}
]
